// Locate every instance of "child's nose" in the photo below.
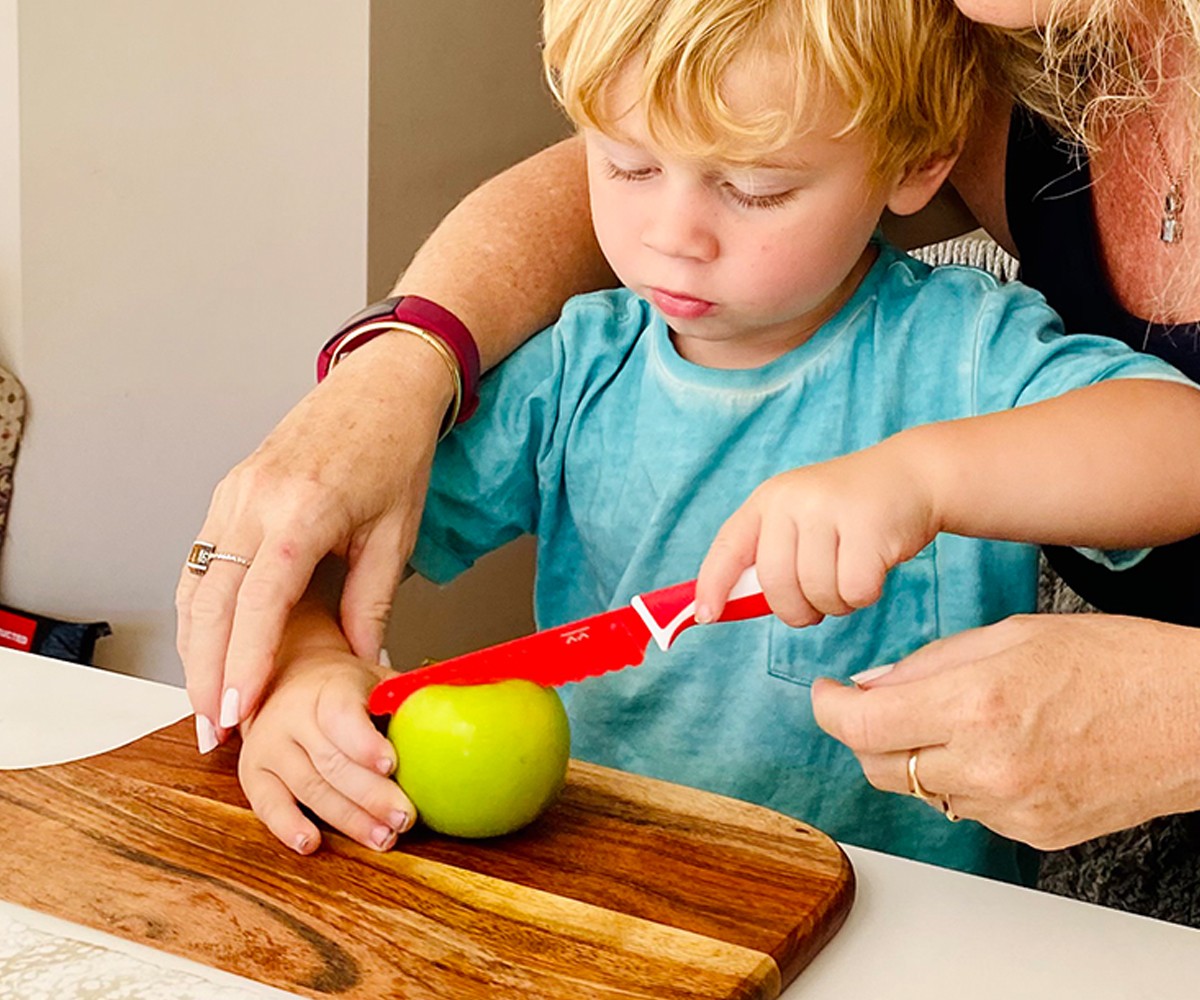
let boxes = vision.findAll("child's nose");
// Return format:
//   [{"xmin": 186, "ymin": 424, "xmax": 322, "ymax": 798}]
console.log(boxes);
[{"xmin": 640, "ymin": 187, "xmax": 718, "ymax": 262}]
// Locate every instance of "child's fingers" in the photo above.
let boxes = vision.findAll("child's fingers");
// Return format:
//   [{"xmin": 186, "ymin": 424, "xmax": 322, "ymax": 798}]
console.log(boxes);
[
  {"xmin": 286, "ymin": 736, "xmax": 407, "ymax": 851},
  {"xmin": 834, "ymin": 534, "xmax": 889, "ymax": 610},
  {"xmin": 755, "ymin": 518, "xmax": 823, "ymax": 627},
  {"xmin": 306, "ymin": 735, "xmax": 416, "ymax": 837},
  {"xmin": 315, "ymin": 676, "xmax": 398, "ymax": 777},
  {"xmin": 239, "ymin": 750, "xmax": 323, "ymax": 855},
  {"xmin": 793, "ymin": 523, "xmax": 854, "ymax": 617},
  {"xmin": 695, "ymin": 506, "xmax": 761, "ymax": 622}
]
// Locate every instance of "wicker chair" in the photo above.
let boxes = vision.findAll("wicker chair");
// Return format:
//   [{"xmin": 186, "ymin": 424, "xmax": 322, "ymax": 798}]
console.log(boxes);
[{"xmin": 0, "ymin": 367, "xmax": 26, "ymax": 557}]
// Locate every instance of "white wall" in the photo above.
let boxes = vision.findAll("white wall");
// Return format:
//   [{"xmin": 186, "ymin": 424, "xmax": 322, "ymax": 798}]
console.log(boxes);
[{"xmin": 1, "ymin": 1, "xmax": 370, "ymax": 681}]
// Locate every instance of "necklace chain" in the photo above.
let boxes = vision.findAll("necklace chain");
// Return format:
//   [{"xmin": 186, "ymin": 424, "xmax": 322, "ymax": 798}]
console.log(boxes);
[{"xmin": 1145, "ymin": 111, "xmax": 1184, "ymax": 244}]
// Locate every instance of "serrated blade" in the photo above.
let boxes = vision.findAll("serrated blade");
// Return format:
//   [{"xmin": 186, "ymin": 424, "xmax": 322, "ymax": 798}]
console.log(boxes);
[{"xmin": 367, "ymin": 605, "xmax": 653, "ymax": 715}]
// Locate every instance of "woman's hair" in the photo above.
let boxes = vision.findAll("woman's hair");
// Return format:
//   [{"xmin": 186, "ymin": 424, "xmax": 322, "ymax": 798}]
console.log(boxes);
[
  {"xmin": 994, "ymin": 1, "xmax": 1200, "ymax": 151},
  {"xmin": 542, "ymin": 0, "xmax": 991, "ymax": 180}
]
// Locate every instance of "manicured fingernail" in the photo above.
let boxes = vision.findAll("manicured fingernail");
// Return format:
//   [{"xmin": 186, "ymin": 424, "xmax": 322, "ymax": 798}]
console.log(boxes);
[
  {"xmin": 195, "ymin": 714, "xmax": 219, "ymax": 755},
  {"xmin": 293, "ymin": 832, "xmax": 315, "ymax": 854},
  {"xmin": 371, "ymin": 825, "xmax": 397, "ymax": 850},
  {"xmin": 850, "ymin": 663, "xmax": 895, "ymax": 687},
  {"xmin": 694, "ymin": 604, "xmax": 714, "ymax": 624},
  {"xmin": 376, "ymin": 756, "xmax": 395, "ymax": 776},
  {"xmin": 219, "ymin": 687, "xmax": 240, "ymax": 728},
  {"xmin": 389, "ymin": 810, "xmax": 410, "ymax": 832},
  {"xmin": 378, "ymin": 648, "xmax": 392, "ymax": 667}
]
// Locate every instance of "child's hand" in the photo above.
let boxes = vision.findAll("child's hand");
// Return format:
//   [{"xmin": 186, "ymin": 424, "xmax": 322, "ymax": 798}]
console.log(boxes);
[
  {"xmin": 237, "ymin": 651, "xmax": 415, "ymax": 855},
  {"xmin": 695, "ymin": 440, "xmax": 939, "ymax": 627}
]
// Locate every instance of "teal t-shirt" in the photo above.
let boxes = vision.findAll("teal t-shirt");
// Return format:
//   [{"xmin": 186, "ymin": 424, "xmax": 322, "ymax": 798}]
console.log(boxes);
[{"xmin": 410, "ymin": 242, "xmax": 1193, "ymax": 883}]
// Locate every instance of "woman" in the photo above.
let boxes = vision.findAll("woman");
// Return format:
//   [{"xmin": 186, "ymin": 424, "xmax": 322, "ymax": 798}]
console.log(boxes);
[{"xmin": 177, "ymin": 0, "xmax": 1200, "ymax": 924}]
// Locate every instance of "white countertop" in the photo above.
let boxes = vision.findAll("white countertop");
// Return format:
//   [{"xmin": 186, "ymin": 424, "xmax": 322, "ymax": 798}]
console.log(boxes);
[{"xmin": 2, "ymin": 647, "xmax": 1197, "ymax": 998}]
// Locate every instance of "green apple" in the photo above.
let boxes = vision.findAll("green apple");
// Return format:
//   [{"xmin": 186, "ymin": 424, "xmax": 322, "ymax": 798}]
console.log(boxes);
[{"xmin": 386, "ymin": 679, "xmax": 571, "ymax": 838}]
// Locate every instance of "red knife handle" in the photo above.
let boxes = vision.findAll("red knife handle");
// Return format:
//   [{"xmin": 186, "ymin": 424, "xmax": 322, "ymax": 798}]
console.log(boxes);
[{"xmin": 633, "ymin": 566, "xmax": 768, "ymax": 651}]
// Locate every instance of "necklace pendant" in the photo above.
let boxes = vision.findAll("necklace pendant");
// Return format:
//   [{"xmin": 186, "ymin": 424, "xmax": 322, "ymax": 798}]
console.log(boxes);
[{"xmin": 1161, "ymin": 184, "xmax": 1184, "ymax": 244}]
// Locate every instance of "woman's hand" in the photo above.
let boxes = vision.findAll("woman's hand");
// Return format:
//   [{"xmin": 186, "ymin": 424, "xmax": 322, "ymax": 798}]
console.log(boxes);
[
  {"xmin": 176, "ymin": 335, "xmax": 449, "ymax": 749},
  {"xmin": 238, "ymin": 648, "xmax": 416, "ymax": 855},
  {"xmin": 812, "ymin": 614, "xmax": 1200, "ymax": 850},
  {"xmin": 695, "ymin": 438, "xmax": 939, "ymax": 626}
]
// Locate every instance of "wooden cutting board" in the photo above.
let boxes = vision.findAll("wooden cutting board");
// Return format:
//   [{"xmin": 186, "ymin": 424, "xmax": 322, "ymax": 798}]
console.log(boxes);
[{"xmin": 0, "ymin": 719, "xmax": 853, "ymax": 999}]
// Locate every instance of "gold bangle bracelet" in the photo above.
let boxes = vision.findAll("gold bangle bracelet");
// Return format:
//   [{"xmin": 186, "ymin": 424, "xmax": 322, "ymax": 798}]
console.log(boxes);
[{"xmin": 328, "ymin": 320, "xmax": 463, "ymax": 440}]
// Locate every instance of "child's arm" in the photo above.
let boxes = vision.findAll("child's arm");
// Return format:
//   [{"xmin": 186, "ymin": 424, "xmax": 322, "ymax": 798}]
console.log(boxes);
[
  {"xmin": 695, "ymin": 378, "xmax": 1200, "ymax": 627},
  {"xmin": 237, "ymin": 561, "xmax": 415, "ymax": 854}
]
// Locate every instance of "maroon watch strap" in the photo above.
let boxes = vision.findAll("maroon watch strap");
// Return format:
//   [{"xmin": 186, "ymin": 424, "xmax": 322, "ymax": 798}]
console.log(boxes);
[{"xmin": 317, "ymin": 295, "xmax": 481, "ymax": 424}]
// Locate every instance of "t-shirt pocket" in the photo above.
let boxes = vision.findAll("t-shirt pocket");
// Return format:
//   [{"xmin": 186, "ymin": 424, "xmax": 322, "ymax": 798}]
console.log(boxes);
[{"xmin": 766, "ymin": 543, "xmax": 939, "ymax": 687}]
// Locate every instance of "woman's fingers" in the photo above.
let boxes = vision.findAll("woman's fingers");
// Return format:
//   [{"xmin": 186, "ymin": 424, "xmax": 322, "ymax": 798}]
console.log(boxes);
[
  {"xmin": 219, "ymin": 532, "xmax": 327, "ymax": 728},
  {"xmin": 339, "ymin": 516, "xmax": 410, "ymax": 662},
  {"xmin": 816, "ymin": 615, "xmax": 1200, "ymax": 849},
  {"xmin": 177, "ymin": 535, "xmax": 261, "ymax": 738},
  {"xmin": 856, "ymin": 617, "xmax": 1034, "ymax": 689},
  {"xmin": 811, "ymin": 672, "xmax": 956, "ymax": 755}
]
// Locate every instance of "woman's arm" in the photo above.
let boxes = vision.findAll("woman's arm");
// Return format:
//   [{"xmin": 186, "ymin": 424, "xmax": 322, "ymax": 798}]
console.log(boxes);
[
  {"xmin": 178, "ymin": 137, "xmax": 607, "ymax": 748},
  {"xmin": 396, "ymin": 136, "xmax": 615, "ymax": 369}
]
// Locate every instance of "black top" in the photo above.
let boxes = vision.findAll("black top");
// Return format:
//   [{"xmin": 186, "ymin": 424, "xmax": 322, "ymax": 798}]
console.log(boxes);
[{"xmin": 1006, "ymin": 107, "xmax": 1200, "ymax": 625}]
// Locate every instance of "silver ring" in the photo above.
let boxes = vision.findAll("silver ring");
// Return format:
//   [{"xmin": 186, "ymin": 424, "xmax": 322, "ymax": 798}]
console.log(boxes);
[{"xmin": 186, "ymin": 540, "xmax": 252, "ymax": 576}]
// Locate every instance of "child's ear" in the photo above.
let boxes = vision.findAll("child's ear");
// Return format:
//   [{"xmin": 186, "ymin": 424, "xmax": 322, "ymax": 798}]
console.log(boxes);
[{"xmin": 885, "ymin": 144, "xmax": 962, "ymax": 217}]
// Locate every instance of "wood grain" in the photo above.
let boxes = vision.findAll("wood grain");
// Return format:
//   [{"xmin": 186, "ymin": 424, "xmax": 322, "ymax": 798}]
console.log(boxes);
[{"xmin": 0, "ymin": 719, "xmax": 853, "ymax": 999}]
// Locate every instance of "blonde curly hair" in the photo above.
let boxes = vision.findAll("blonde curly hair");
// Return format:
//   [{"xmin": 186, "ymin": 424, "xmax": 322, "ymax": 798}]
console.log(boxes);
[{"xmin": 542, "ymin": 0, "xmax": 991, "ymax": 180}]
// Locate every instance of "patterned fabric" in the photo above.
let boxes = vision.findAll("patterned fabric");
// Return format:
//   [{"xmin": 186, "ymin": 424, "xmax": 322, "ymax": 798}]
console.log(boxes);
[
  {"xmin": 0, "ymin": 369, "xmax": 24, "ymax": 555},
  {"xmin": 910, "ymin": 234, "xmax": 1020, "ymax": 283},
  {"xmin": 0, "ymin": 911, "xmax": 262, "ymax": 999}
]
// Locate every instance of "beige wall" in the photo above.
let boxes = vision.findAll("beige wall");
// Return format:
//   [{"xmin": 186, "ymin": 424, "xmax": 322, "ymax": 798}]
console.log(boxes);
[
  {"xmin": 368, "ymin": 0, "xmax": 570, "ymax": 299},
  {"xmin": 2, "ymin": 1, "xmax": 370, "ymax": 682}
]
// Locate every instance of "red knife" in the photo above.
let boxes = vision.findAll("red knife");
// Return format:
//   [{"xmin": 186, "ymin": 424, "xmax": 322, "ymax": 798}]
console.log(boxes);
[{"xmin": 368, "ymin": 567, "xmax": 769, "ymax": 715}]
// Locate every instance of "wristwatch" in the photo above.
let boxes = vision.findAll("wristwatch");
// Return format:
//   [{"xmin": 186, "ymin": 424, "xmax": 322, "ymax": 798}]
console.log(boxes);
[{"xmin": 317, "ymin": 295, "xmax": 481, "ymax": 428}]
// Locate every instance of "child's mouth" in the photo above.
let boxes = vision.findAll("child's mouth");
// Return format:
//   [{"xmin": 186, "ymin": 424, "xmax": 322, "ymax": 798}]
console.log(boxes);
[{"xmin": 649, "ymin": 288, "xmax": 716, "ymax": 319}]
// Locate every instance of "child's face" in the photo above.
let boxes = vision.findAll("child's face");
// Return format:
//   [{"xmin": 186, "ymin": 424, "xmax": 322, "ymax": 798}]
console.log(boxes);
[{"xmin": 585, "ymin": 64, "xmax": 921, "ymax": 368}]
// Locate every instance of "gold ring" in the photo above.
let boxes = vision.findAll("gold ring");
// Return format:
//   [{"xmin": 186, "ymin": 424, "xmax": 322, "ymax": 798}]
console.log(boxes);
[
  {"xmin": 906, "ymin": 749, "xmax": 939, "ymax": 808},
  {"xmin": 941, "ymin": 795, "xmax": 961, "ymax": 822},
  {"xmin": 186, "ymin": 540, "xmax": 252, "ymax": 576}
]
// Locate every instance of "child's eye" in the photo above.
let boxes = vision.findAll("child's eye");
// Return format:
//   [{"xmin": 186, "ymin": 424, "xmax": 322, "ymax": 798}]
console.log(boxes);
[
  {"xmin": 603, "ymin": 159, "xmax": 658, "ymax": 182},
  {"xmin": 724, "ymin": 184, "xmax": 797, "ymax": 210}
]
